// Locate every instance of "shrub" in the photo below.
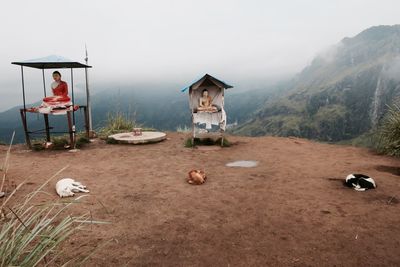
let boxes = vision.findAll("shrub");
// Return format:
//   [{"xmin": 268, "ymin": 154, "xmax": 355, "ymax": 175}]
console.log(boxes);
[{"xmin": 375, "ymin": 104, "xmax": 400, "ymax": 156}]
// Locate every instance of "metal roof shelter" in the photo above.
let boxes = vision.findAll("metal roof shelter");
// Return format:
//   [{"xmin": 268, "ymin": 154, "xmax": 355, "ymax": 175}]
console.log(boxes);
[
  {"xmin": 182, "ymin": 74, "xmax": 233, "ymax": 146},
  {"xmin": 12, "ymin": 55, "xmax": 90, "ymax": 69},
  {"xmin": 181, "ymin": 73, "xmax": 233, "ymax": 92},
  {"xmin": 12, "ymin": 55, "xmax": 93, "ymax": 149}
]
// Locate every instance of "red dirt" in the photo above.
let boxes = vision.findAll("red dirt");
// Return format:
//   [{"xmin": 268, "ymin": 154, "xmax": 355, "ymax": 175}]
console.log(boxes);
[{"xmin": 1, "ymin": 133, "xmax": 400, "ymax": 266}]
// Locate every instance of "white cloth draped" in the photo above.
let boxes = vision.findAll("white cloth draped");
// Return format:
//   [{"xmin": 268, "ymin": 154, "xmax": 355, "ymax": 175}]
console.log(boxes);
[
  {"xmin": 193, "ymin": 108, "xmax": 226, "ymax": 130},
  {"xmin": 38, "ymin": 101, "xmax": 73, "ymax": 115}
]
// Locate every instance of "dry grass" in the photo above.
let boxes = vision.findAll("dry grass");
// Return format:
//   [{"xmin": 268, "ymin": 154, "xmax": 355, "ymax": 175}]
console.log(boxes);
[
  {"xmin": 98, "ymin": 111, "xmax": 136, "ymax": 139},
  {"xmin": 0, "ymin": 134, "xmax": 108, "ymax": 266}
]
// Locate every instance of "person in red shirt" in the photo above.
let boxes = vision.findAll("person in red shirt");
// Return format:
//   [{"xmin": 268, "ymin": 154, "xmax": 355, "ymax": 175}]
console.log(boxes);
[{"xmin": 43, "ymin": 71, "xmax": 71, "ymax": 103}]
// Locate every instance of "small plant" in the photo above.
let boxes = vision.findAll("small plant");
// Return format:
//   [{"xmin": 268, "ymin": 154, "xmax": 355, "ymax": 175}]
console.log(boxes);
[
  {"xmin": 375, "ymin": 104, "xmax": 400, "ymax": 156},
  {"xmin": 31, "ymin": 142, "xmax": 45, "ymax": 151},
  {"xmin": 176, "ymin": 125, "xmax": 191, "ymax": 133},
  {"xmin": 106, "ymin": 137, "xmax": 119, "ymax": 144},
  {"xmin": 217, "ymin": 137, "xmax": 231, "ymax": 147},
  {"xmin": 75, "ymin": 135, "xmax": 90, "ymax": 148},
  {"xmin": 51, "ymin": 136, "xmax": 70, "ymax": 150}
]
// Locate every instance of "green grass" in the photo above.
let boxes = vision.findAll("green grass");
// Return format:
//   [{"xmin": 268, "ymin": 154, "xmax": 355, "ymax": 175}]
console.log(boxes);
[
  {"xmin": 31, "ymin": 132, "xmax": 90, "ymax": 151},
  {"xmin": 75, "ymin": 136, "xmax": 90, "ymax": 148},
  {"xmin": 176, "ymin": 125, "xmax": 191, "ymax": 133},
  {"xmin": 336, "ymin": 131, "xmax": 377, "ymax": 148},
  {"xmin": 51, "ymin": 136, "xmax": 70, "ymax": 150}
]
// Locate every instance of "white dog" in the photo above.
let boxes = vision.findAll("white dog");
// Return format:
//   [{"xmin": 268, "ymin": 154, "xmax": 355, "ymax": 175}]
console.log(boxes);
[{"xmin": 56, "ymin": 178, "xmax": 89, "ymax": 198}]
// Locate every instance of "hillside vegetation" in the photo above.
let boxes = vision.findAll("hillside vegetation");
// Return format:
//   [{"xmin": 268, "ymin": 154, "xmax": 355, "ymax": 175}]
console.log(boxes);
[{"xmin": 234, "ymin": 25, "xmax": 400, "ymax": 142}]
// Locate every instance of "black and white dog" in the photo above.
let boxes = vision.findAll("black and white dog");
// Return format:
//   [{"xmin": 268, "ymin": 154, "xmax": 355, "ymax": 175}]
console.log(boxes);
[{"xmin": 344, "ymin": 174, "xmax": 377, "ymax": 191}]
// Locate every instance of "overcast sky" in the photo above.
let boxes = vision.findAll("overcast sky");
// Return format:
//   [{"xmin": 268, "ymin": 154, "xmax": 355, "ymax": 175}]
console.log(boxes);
[{"xmin": 0, "ymin": 0, "xmax": 399, "ymax": 111}]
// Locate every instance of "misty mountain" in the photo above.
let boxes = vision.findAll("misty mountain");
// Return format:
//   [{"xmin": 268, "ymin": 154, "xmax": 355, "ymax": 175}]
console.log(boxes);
[
  {"xmin": 234, "ymin": 25, "xmax": 400, "ymax": 141},
  {"xmin": 3, "ymin": 25, "xmax": 400, "ymax": 145}
]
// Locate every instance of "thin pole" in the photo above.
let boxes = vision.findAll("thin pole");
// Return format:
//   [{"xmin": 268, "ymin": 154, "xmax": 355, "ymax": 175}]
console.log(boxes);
[
  {"xmin": 20, "ymin": 66, "xmax": 30, "ymax": 148},
  {"xmin": 44, "ymin": 114, "xmax": 50, "ymax": 142},
  {"xmin": 190, "ymin": 88, "xmax": 195, "ymax": 147},
  {"xmin": 84, "ymin": 46, "xmax": 93, "ymax": 133},
  {"xmin": 70, "ymin": 68, "xmax": 76, "ymax": 148},
  {"xmin": 84, "ymin": 68, "xmax": 92, "ymax": 132},
  {"xmin": 221, "ymin": 87, "xmax": 225, "ymax": 147},
  {"xmin": 21, "ymin": 66, "xmax": 26, "ymax": 113},
  {"xmin": 67, "ymin": 110, "xmax": 74, "ymax": 148},
  {"xmin": 42, "ymin": 69, "xmax": 46, "ymax": 97}
]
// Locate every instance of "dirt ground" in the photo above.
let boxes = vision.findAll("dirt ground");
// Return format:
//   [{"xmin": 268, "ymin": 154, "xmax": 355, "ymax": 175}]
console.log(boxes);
[{"xmin": 1, "ymin": 132, "xmax": 400, "ymax": 266}]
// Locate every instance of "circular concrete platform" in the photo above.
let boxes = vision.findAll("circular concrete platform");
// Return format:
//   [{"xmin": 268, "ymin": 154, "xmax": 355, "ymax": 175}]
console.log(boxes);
[{"xmin": 108, "ymin": 131, "xmax": 166, "ymax": 144}]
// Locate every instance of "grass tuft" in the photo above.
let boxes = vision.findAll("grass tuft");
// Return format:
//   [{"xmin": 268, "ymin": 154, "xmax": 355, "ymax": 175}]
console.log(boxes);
[{"xmin": 98, "ymin": 111, "xmax": 136, "ymax": 139}]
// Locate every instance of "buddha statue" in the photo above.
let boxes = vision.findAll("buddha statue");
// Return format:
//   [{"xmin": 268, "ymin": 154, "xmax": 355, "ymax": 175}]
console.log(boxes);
[
  {"xmin": 42, "ymin": 71, "xmax": 71, "ymax": 104},
  {"xmin": 197, "ymin": 89, "xmax": 218, "ymax": 112}
]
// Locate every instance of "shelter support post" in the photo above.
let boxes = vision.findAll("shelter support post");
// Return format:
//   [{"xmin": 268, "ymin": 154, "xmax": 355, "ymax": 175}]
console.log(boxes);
[
  {"xmin": 42, "ymin": 69, "xmax": 46, "ymax": 97},
  {"xmin": 84, "ymin": 67, "xmax": 93, "ymax": 135},
  {"xmin": 20, "ymin": 66, "xmax": 30, "ymax": 148},
  {"xmin": 192, "ymin": 119, "xmax": 195, "ymax": 148},
  {"xmin": 67, "ymin": 111, "xmax": 75, "ymax": 148},
  {"xmin": 70, "ymin": 68, "xmax": 76, "ymax": 148},
  {"xmin": 19, "ymin": 109, "xmax": 31, "ymax": 149},
  {"xmin": 190, "ymin": 89, "xmax": 195, "ymax": 148},
  {"xmin": 83, "ymin": 106, "xmax": 90, "ymax": 138},
  {"xmin": 43, "ymin": 114, "xmax": 50, "ymax": 142},
  {"xmin": 221, "ymin": 87, "xmax": 225, "ymax": 147},
  {"xmin": 70, "ymin": 68, "xmax": 75, "ymax": 126}
]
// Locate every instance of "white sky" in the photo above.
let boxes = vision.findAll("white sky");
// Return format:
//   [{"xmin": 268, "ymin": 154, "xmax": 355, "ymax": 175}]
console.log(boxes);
[{"xmin": 0, "ymin": 0, "xmax": 399, "ymax": 110}]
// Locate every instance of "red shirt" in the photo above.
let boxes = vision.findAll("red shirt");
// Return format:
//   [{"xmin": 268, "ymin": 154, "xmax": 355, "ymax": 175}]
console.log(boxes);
[{"xmin": 52, "ymin": 81, "xmax": 68, "ymax": 96}]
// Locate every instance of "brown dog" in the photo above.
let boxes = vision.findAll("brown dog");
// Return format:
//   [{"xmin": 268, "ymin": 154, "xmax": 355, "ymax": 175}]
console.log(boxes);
[{"xmin": 187, "ymin": 170, "xmax": 207, "ymax": 185}]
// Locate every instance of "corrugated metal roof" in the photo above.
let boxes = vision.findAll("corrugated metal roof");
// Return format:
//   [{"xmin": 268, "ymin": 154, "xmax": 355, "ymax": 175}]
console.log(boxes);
[
  {"xmin": 12, "ymin": 55, "xmax": 91, "ymax": 69},
  {"xmin": 181, "ymin": 74, "xmax": 233, "ymax": 92}
]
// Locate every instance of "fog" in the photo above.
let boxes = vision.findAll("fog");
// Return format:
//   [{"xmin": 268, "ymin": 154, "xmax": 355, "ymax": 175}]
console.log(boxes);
[{"xmin": 0, "ymin": 0, "xmax": 399, "ymax": 111}]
